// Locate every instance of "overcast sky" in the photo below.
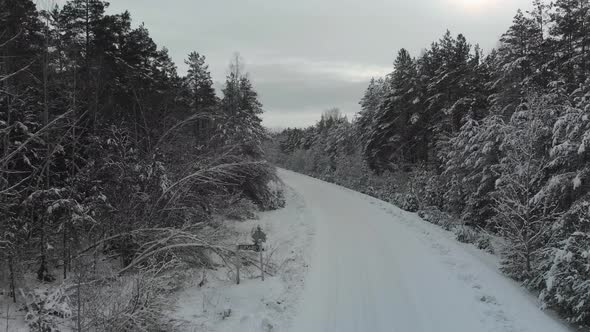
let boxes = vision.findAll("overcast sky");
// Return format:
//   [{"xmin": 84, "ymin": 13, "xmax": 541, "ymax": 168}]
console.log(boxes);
[{"xmin": 54, "ymin": 0, "xmax": 533, "ymax": 128}]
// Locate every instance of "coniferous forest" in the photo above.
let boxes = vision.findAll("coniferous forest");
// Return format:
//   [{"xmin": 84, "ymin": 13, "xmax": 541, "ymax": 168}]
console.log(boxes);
[
  {"xmin": 3, "ymin": 0, "xmax": 590, "ymax": 331},
  {"xmin": 270, "ymin": 0, "xmax": 590, "ymax": 326},
  {"xmin": 1, "ymin": 0, "xmax": 283, "ymax": 330}
]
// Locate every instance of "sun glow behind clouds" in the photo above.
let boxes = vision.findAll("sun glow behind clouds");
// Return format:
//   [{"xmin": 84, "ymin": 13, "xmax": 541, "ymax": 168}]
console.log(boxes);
[{"xmin": 448, "ymin": 0, "xmax": 497, "ymax": 13}]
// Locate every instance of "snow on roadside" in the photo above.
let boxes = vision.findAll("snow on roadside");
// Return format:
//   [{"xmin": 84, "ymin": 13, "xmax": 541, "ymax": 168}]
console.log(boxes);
[
  {"xmin": 0, "ymin": 295, "xmax": 27, "ymax": 332},
  {"xmin": 278, "ymin": 169, "xmax": 574, "ymax": 332},
  {"xmin": 168, "ymin": 184, "xmax": 315, "ymax": 332},
  {"xmin": 361, "ymin": 194, "xmax": 578, "ymax": 332}
]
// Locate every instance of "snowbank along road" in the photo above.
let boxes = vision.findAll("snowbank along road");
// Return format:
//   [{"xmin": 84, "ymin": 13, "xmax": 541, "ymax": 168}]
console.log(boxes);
[{"xmin": 280, "ymin": 169, "xmax": 572, "ymax": 332}]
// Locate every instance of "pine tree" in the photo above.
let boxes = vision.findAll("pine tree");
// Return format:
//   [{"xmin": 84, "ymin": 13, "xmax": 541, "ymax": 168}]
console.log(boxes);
[
  {"xmin": 185, "ymin": 52, "xmax": 217, "ymax": 111},
  {"xmin": 492, "ymin": 98, "xmax": 556, "ymax": 282},
  {"xmin": 365, "ymin": 49, "xmax": 420, "ymax": 170},
  {"xmin": 441, "ymin": 116, "xmax": 503, "ymax": 223},
  {"xmin": 429, "ymin": 32, "xmax": 474, "ymax": 134},
  {"xmin": 1, "ymin": 0, "xmax": 49, "ymax": 286},
  {"xmin": 357, "ymin": 77, "xmax": 387, "ymax": 155},
  {"xmin": 218, "ymin": 55, "xmax": 266, "ymax": 158},
  {"xmin": 550, "ymin": 0, "xmax": 590, "ymax": 88},
  {"xmin": 185, "ymin": 52, "xmax": 217, "ymax": 142},
  {"xmin": 58, "ymin": 0, "xmax": 109, "ymax": 129},
  {"xmin": 491, "ymin": 9, "xmax": 546, "ymax": 115}
]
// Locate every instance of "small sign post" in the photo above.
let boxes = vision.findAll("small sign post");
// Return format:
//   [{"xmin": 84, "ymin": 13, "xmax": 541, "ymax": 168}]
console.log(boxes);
[
  {"xmin": 260, "ymin": 247, "xmax": 264, "ymax": 281},
  {"xmin": 235, "ymin": 249, "xmax": 241, "ymax": 285},
  {"xmin": 235, "ymin": 225, "xmax": 267, "ymax": 283},
  {"xmin": 251, "ymin": 226, "xmax": 267, "ymax": 281},
  {"xmin": 237, "ymin": 244, "xmax": 260, "ymax": 251}
]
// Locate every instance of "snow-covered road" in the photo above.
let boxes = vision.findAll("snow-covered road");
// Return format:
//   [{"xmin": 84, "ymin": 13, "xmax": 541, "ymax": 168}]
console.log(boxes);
[{"xmin": 280, "ymin": 169, "xmax": 571, "ymax": 332}]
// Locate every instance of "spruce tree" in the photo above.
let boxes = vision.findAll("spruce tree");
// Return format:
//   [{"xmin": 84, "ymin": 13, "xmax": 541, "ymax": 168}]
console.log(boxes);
[
  {"xmin": 366, "ymin": 49, "xmax": 419, "ymax": 170},
  {"xmin": 218, "ymin": 55, "xmax": 265, "ymax": 158}
]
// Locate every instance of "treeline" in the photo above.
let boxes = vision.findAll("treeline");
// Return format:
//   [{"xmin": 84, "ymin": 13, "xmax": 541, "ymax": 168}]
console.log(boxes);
[
  {"xmin": 271, "ymin": 0, "xmax": 590, "ymax": 326},
  {"xmin": 1, "ymin": 0, "xmax": 280, "ymax": 330}
]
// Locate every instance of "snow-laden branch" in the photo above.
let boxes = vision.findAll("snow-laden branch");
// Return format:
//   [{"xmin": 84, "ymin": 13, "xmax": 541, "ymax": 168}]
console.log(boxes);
[{"xmin": 0, "ymin": 109, "xmax": 75, "ymax": 166}]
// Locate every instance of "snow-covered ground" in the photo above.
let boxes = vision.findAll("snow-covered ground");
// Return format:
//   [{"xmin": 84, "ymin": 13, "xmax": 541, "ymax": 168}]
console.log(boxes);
[
  {"xmin": 0, "ymin": 295, "xmax": 26, "ymax": 332},
  {"xmin": 170, "ymin": 168, "xmax": 574, "ymax": 332},
  {"xmin": 169, "ymin": 182, "xmax": 315, "ymax": 331}
]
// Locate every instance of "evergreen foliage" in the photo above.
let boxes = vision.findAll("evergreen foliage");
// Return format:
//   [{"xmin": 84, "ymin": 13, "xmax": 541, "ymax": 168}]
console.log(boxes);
[
  {"xmin": 0, "ymin": 1, "xmax": 279, "ymax": 329},
  {"xmin": 270, "ymin": 1, "xmax": 590, "ymax": 326}
]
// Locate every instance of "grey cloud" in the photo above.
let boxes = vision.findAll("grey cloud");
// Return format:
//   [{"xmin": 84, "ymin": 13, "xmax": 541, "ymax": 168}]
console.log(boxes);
[
  {"xmin": 53, "ymin": 0, "xmax": 532, "ymax": 127},
  {"xmin": 254, "ymin": 73, "xmax": 367, "ymax": 111}
]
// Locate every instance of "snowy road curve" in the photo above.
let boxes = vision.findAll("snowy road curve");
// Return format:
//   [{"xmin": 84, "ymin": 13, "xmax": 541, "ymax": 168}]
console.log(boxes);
[{"xmin": 280, "ymin": 169, "xmax": 571, "ymax": 332}]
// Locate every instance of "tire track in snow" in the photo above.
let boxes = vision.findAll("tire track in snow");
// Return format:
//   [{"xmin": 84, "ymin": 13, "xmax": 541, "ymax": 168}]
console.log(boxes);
[{"xmin": 281, "ymin": 169, "xmax": 571, "ymax": 332}]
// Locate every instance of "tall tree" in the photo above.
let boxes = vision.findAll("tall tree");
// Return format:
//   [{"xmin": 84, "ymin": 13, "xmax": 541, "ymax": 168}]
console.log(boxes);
[
  {"xmin": 58, "ymin": 0, "xmax": 109, "ymax": 130},
  {"xmin": 550, "ymin": 0, "xmax": 590, "ymax": 88},
  {"xmin": 491, "ymin": 9, "xmax": 546, "ymax": 115},
  {"xmin": 185, "ymin": 52, "xmax": 217, "ymax": 141},
  {"xmin": 492, "ymin": 99, "xmax": 555, "ymax": 281},
  {"xmin": 218, "ymin": 54, "xmax": 265, "ymax": 158},
  {"xmin": 365, "ymin": 48, "xmax": 420, "ymax": 170},
  {"xmin": 357, "ymin": 77, "xmax": 387, "ymax": 154},
  {"xmin": 185, "ymin": 52, "xmax": 217, "ymax": 111}
]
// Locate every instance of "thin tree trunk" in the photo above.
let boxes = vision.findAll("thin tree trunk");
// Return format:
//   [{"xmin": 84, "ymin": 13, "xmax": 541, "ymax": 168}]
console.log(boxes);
[
  {"xmin": 63, "ymin": 222, "xmax": 68, "ymax": 280},
  {"xmin": 38, "ymin": 17, "xmax": 51, "ymax": 282},
  {"xmin": 8, "ymin": 256, "xmax": 16, "ymax": 303},
  {"xmin": 38, "ymin": 215, "xmax": 48, "ymax": 281},
  {"xmin": 77, "ymin": 271, "xmax": 82, "ymax": 332}
]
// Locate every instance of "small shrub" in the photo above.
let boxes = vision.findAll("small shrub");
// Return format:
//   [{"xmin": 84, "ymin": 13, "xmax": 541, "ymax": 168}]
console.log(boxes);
[
  {"xmin": 21, "ymin": 287, "xmax": 72, "ymax": 332},
  {"xmin": 83, "ymin": 269, "xmax": 175, "ymax": 331},
  {"xmin": 423, "ymin": 175, "xmax": 445, "ymax": 209},
  {"xmin": 222, "ymin": 198, "xmax": 258, "ymax": 221},
  {"xmin": 476, "ymin": 234, "xmax": 494, "ymax": 253},
  {"xmin": 403, "ymin": 195, "xmax": 420, "ymax": 212},
  {"xmin": 262, "ymin": 180, "xmax": 286, "ymax": 210},
  {"xmin": 455, "ymin": 226, "xmax": 479, "ymax": 244},
  {"xmin": 540, "ymin": 232, "xmax": 590, "ymax": 326},
  {"xmin": 391, "ymin": 193, "xmax": 419, "ymax": 212},
  {"xmin": 418, "ymin": 207, "xmax": 456, "ymax": 230},
  {"xmin": 220, "ymin": 308, "xmax": 232, "ymax": 320}
]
